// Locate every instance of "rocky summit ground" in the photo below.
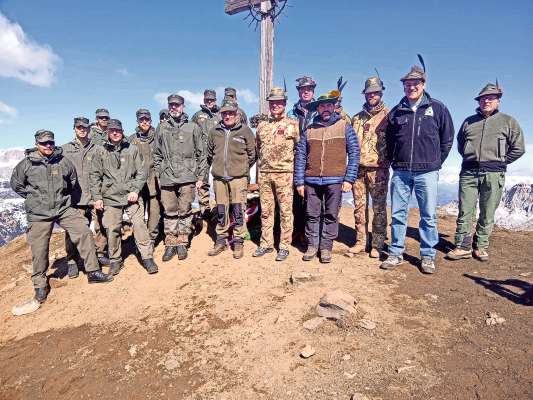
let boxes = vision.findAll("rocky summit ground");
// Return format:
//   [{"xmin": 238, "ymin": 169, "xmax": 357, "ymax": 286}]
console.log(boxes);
[{"xmin": 0, "ymin": 208, "xmax": 532, "ymax": 400}]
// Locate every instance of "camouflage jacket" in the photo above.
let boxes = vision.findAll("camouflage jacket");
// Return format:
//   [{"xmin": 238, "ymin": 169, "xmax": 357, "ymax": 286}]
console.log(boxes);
[
  {"xmin": 256, "ymin": 115, "xmax": 299, "ymax": 173},
  {"xmin": 192, "ymin": 105, "xmax": 221, "ymax": 143},
  {"xmin": 89, "ymin": 124, "xmax": 107, "ymax": 146},
  {"xmin": 352, "ymin": 103, "xmax": 390, "ymax": 168},
  {"xmin": 336, "ymin": 108, "xmax": 352, "ymax": 125}
]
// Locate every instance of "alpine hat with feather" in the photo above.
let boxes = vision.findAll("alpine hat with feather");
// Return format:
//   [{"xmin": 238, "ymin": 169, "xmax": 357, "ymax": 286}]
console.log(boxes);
[
  {"xmin": 475, "ymin": 81, "xmax": 503, "ymax": 101},
  {"xmin": 401, "ymin": 54, "xmax": 427, "ymax": 82}
]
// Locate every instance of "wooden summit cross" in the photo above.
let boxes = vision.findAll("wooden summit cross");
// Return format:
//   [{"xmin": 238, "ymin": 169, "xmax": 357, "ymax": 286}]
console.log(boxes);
[{"xmin": 225, "ymin": 0, "xmax": 288, "ymax": 115}]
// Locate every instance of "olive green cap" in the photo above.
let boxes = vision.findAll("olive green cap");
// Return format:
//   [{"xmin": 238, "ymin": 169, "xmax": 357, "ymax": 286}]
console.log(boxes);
[
  {"xmin": 475, "ymin": 83, "xmax": 503, "ymax": 101},
  {"xmin": 136, "ymin": 108, "xmax": 151, "ymax": 120},
  {"xmin": 107, "ymin": 119, "xmax": 123, "ymax": 131},
  {"xmin": 95, "ymin": 108, "xmax": 110, "ymax": 118},
  {"xmin": 204, "ymin": 89, "xmax": 216, "ymax": 100},
  {"xmin": 35, "ymin": 129, "xmax": 55, "ymax": 143},
  {"xmin": 220, "ymin": 99, "xmax": 238, "ymax": 113},
  {"xmin": 74, "ymin": 117, "xmax": 90, "ymax": 128},
  {"xmin": 167, "ymin": 94, "xmax": 184, "ymax": 105},
  {"xmin": 266, "ymin": 86, "xmax": 287, "ymax": 101},
  {"xmin": 362, "ymin": 76, "xmax": 385, "ymax": 94},
  {"xmin": 224, "ymin": 87, "xmax": 237, "ymax": 98}
]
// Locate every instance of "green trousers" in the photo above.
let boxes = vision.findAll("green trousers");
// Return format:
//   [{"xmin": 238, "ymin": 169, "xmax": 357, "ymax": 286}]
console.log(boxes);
[{"xmin": 454, "ymin": 170, "xmax": 505, "ymax": 250}]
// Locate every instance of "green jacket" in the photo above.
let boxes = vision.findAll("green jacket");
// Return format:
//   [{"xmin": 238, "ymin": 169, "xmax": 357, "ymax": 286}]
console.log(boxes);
[
  {"xmin": 62, "ymin": 138, "xmax": 98, "ymax": 206},
  {"xmin": 458, "ymin": 109, "xmax": 526, "ymax": 172},
  {"xmin": 10, "ymin": 147, "xmax": 77, "ymax": 222},
  {"xmin": 153, "ymin": 114, "xmax": 207, "ymax": 186},
  {"xmin": 128, "ymin": 126, "xmax": 158, "ymax": 196},
  {"xmin": 192, "ymin": 105, "xmax": 221, "ymax": 142},
  {"xmin": 89, "ymin": 139, "xmax": 147, "ymax": 207},
  {"xmin": 207, "ymin": 121, "xmax": 256, "ymax": 179},
  {"xmin": 89, "ymin": 124, "xmax": 107, "ymax": 146}
]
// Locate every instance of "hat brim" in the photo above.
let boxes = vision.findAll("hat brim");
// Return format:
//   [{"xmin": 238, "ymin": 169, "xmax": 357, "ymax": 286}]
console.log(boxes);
[
  {"xmin": 305, "ymin": 97, "xmax": 338, "ymax": 112},
  {"xmin": 474, "ymin": 92, "xmax": 502, "ymax": 101},
  {"xmin": 362, "ymin": 86, "xmax": 385, "ymax": 94},
  {"xmin": 267, "ymin": 96, "xmax": 287, "ymax": 101},
  {"xmin": 75, "ymin": 123, "xmax": 89, "ymax": 128},
  {"xmin": 220, "ymin": 106, "xmax": 238, "ymax": 113}
]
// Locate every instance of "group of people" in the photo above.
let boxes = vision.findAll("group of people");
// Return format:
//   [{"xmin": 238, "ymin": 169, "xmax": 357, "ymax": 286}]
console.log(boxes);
[{"xmin": 10, "ymin": 59, "xmax": 526, "ymax": 310}]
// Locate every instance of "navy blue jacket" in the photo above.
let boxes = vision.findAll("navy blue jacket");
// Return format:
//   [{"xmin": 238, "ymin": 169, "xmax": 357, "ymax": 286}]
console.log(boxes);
[
  {"xmin": 386, "ymin": 92, "xmax": 454, "ymax": 172},
  {"xmin": 294, "ymin": 113, "xmax": 359, "ymax": 187}
]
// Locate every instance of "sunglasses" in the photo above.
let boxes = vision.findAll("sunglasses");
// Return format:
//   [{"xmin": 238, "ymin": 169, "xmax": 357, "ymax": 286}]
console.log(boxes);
[
  {"xmin": 38, "ymin": 141, "xmax": 55, "ymax": 147},
  {"xmin": 138, "ymin": 117, "xmax": 151, "ymax": 122},
  {"xmin": 97, "ymin": 116, "xmax": 110, "ymax": 120}
]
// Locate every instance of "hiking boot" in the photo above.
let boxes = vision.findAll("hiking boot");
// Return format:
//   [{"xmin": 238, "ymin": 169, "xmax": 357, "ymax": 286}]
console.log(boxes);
[
  {"xmin": 97, "ymin": 255, "xmax": 110, "ymax": 266},
  {"xmin": 162, "ymin": 246, "xmax": 178, "ymax": 262},
  {"xmin": 208, "ymin": 242, "xmax": 226, "ymax": 256},
  {"xmin": 108, "ymin": 261, "xmax": 124, "ymax": 276},
  {"xmin": 302, "ymin": 247, "xmax": 318, "ymax": 261},
  {"xmin": 275, "ymin": 249, "xmax": 289, "ymax": 262},
  {"xmin": 369, "ymin": 248, "xmax": 380, "ymax": 259},
  {"xmin": 420, "ymin": 256, "xmax": 437, "ymax": 274},
  {"xmin": 380, "ymin": 255, "xmax": 404, "ymax": 270},
  {"xmin": 34, "ymin": 286, "xmax": 50, "ymax": 303},
  {"xmin": 87, "ymin": 270, "xmax": 114, "ymax": 283},
  {"xmin": 253, "ymin": 247, "xmax": 274, "ymax": 257},
  {"xmin": 445, "ymin": 247, "xmax": 472, "ymax": 260},
  {"xmin": 473, "ymin": 248, "xmax": 489, "ymax": 262},
  {"xmin": 67, "ymin": 261, "xmax": 79, "ymax": 279},
  {"xmin": 177, "ymin": 245, "xmax": 188, "ymax": 260},
  {"xmin": 233, "ymin": 242, "xmax": 244, "ymax": 259},
  {"xmin": 319, "ymin": 249, "xmax": 332, "ymax": 264},
  {"xmin": 142, "ymin": 258, "xmax": 159, "ymax": 274},
  {"xmin": 344, "ymin": 243, "xmax": 365, "ymax": 258}
]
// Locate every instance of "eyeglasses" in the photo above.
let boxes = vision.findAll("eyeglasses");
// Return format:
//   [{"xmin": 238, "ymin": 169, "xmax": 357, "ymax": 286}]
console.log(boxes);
[
  {"xmin": 403, "ymin": 80, "xmax": 423, "ymax": 88},
  {"xmin": 38, "ymin": 141, "xmax": 55, "ymax": 147}
]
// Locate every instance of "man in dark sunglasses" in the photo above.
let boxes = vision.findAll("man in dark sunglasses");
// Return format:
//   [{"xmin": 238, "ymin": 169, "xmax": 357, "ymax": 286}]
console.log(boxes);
[
  {"xmin": 10, "ymin": 129, "xmax": 113, "ymax": 313},
  {"xmin": 90, "ymin": 108, "xmax": 111, "ymax": 146}
]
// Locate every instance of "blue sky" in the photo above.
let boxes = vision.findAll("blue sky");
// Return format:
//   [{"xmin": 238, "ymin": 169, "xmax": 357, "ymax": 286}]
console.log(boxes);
[{"xmin": 1, "ymin": 0, "xmax": 532, "ymax": 178}]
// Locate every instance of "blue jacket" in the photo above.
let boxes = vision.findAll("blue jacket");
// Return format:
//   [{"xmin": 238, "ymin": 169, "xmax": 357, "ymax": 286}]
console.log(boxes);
[
  {"xmin": 294, "ymin": 113, "xmax": 359, "ymax": 186},
  {"xmin": 386, "ymin": 92, "xmax": 454, "ymax": 172},
  {"xmin": 288, "ymin": 100, "xmax": 317, "ymax": 133}
]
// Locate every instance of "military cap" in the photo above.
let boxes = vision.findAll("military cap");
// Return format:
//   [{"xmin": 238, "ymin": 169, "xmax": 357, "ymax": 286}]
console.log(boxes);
[
  {"xmin": 204, "ymin": 89, "xmax": 217, "ymax": 100},
  {"xmin": 159, "ymin": 108, "xmax": 169, "ymax": 118},
  {"xmin": 295, "ymin": 76, "xmax": 317, "ymax": 88},
  {"xmin": 34, "ymin": 129, "xmax": 55, "ymax": 143},
  {"xmin": 136, "ymin": 108, "xmax": 151, "ymax": 120},
  {"xmin": 400, "ymin": 65, "xmax": 426, "ymax": 82},
  {"xmin": 305, "ymin": 89, "xmax": 340, "ymax": 112},
  {"xmin": 95, "ymin": 108, "xmax": 110, "ymax": 118},
  {"xmin": 74, "ymin": 117, "xmax": 90, "ymax": 128},
  {"xmin": 107, "ymin": 119, "xmax": 123, "ymax": 131},
  {"xmin": 475, "ymin": 83, "xmax": 503, "ymax": 101},
  {"xmin": 266, "ymin": 86, "xmax": 288, "ymax": 101},
  {"xmin": 362, "ymin": 76, "xmax": 385, "ymax": 94},
  {"xmin": 224, "ymin": 87, "xmax": 237, "ymax": 98},
  {"xmin": 167, "ymin": 94, "xmax": 184, "ymax": 105},
  {"xmin": 220, "ymin": 99, "xmax": 238, "ymax": 113}
]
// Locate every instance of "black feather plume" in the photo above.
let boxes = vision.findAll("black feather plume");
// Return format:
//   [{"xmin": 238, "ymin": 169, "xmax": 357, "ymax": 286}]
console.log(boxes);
[
  {"xmin": 496, "ymin": 77, "xmax": 499, "ymax": 89},
  {"xmin": 417, "ymin": 53, "xmax": 426, "ymax": 72},
  {"xmin": 337, "ymin": 76, "xmax": 347, "ymax": 93},
  {"xmin": 283, "ymin": 77, "xmax": 287, "ymax": 93}
]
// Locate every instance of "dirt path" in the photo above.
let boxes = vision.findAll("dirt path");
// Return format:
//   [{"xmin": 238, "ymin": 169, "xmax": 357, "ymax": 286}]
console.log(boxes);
[{"xmin": 0, "ymin": 208, "xmax": 531, "ymax": 399}]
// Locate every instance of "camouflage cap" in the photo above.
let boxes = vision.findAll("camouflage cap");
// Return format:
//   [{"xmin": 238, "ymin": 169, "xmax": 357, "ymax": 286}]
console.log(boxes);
[
  {"xmin": 400, "ymin": 65, "xmax": 426, "ymax": 82},
  {"xmin": 219, "ymin": 99, "xmax": 238, "ymax": 113},
  {"xmin": 73, "ymin": 117, "xmax": 90, "ymax": 128},
  {"xmin": 35, "ymin": 129, "xmax": 55, "ymax": 143},
  {"xmin": 167, "ymin": 94, "xmax": 184, "ymax": 105},
  {"xmin": 362, "ymin": 76, "xmax": 385, "ymax": 94},
  {"xmin": 295, "ymin": 76, "xmax": 317, "ymax": 89},
  {"xmin": 266, "ymin": 86, "xmax": 287, "ymax": 101},
  {"xmin": 136, "ymin": 108, "xmax": 151, "ymax": 120},
  {"xmin": 224, "ymin": 87, "xmax": 237, "ymax": 98},
  {"xmin": 475, "ymin": 83, "xmax": 503, "ymax": 101},
  {"xmin": 107, "ymin": 119, "xmax": 123, "ymax": 131},
  {"xmin": 204, "ymin": 89, "xmax": 217, "ymax": 100},
  {"xmin": 95, "ymin": 108, "xmax": 110, "ymax": 118}
]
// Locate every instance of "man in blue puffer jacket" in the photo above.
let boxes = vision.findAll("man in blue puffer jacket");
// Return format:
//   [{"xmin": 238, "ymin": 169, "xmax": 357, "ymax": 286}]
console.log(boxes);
[{"xmin": 381, "ymin": 62, "xmax": 454, "ymax": 274}]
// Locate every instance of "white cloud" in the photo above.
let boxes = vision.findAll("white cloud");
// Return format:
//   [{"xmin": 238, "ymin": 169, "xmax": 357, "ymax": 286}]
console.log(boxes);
[
  {"xmin": 0, "ymin": 101, "xmax": 17, "ymax": 118},
  {"xmin": 0, "ymin": 12, "xmax": 61, "ymax": 87},
  {"xmin": 116, "ymin": 68, "xmax": 129, "ymax": 76}
]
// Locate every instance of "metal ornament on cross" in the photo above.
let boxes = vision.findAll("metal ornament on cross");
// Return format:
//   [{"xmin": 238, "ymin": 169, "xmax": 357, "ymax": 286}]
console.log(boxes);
[{"xmin": 225, "ymin": 0, "xmax": 289, "ymax": 115}]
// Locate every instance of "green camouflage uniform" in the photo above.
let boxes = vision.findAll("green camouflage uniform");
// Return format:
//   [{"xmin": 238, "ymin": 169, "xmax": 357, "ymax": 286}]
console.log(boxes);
[
  {"xmin": 256, "ymin": 116, "xmax": 299, "ymax": 250},
  {"xmin": 351, "ymin": 102, "xmax": 390, "ymax": 250}
]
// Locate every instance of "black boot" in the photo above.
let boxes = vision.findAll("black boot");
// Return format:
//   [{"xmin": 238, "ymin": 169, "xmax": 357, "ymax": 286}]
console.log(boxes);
[
  {"xmin": 98, "ymin": 255, "xmax": 111, "ymax": 266},
  {"xmin": 142, "ymin": 258, "xmax": 159, "ymax": 274},
  {"xmin": 108, "ymin": 261, "xmax": 124, "ymax": 276},
  {"xmin": 34, "ymin": 286, "xmax": 50, "ymax": 303},
  {"xmin": 67, "ymin": 261, "xmax": 80, "ymax": 279},
  {"xmin": 177, "ymin": 245, "xmax": 188, "ymax": 260},
  {"xmin": 162, "ymin": 246, "xmax": 178, "ymax": 262},
  {"xmin": 87, "ymin": 270, "xmax": 114, "ymax": 283}
]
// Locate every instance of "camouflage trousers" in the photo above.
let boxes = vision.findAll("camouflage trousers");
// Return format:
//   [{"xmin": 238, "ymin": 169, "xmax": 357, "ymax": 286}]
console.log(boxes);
[
  {"xmin": 259, "ymin": 172, "xmax": 294, "ymax": 250},
  {"xmin": 161, "ymin": 183, "xmax": 196, "ymax": 246},
  {"xmin": 352, "ymin": 167, "xmax": 389, "ymax": 249}
]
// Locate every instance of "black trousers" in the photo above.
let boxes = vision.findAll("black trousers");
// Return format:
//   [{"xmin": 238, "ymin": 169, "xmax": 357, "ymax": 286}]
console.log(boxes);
[{"xmin": 304, "ymin": 183, "xmax": 342, "ymax": 250}]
